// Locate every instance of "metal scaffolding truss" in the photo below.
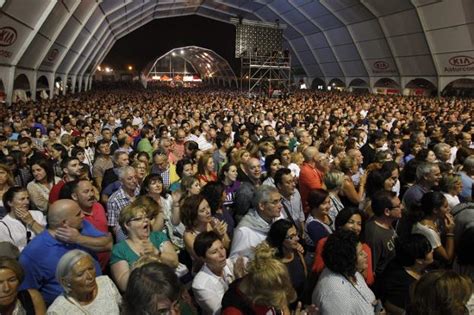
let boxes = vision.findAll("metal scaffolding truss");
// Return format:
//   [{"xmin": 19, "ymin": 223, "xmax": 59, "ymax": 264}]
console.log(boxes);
[{"xmin": 241, "ymin": 53, "xmax": 291, "ymax": 96}]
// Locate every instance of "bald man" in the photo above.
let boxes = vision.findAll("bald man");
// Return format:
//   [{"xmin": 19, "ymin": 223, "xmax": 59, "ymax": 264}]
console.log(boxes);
[
  {"xmin": 19, "ymin": 199, "xmax": 112, "ymax": 306},
  {"xmin": 299, "ymin": 146, "xmax": 329, "ymax": 214}
]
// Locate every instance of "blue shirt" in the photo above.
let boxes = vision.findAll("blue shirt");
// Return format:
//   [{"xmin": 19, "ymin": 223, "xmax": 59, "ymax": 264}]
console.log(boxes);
[{"xmin": 19, "ymin": 220, "xmax": 104, "ymax": 306}]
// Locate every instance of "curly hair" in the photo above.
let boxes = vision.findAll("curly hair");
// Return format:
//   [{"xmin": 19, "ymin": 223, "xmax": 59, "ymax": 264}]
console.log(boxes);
[
  {"xmin": 322, "ymin": 229, "xmax": 359, "ymax": 277},
  {"xmin": 139, "ymin": 173, "xmax": 168, "ymax": 197}
]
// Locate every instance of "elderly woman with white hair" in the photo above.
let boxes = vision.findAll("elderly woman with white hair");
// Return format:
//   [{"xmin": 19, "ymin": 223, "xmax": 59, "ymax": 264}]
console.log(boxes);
[{"xmin": 47, "ymin": 250, "xmax": 121, "ymax": 314}]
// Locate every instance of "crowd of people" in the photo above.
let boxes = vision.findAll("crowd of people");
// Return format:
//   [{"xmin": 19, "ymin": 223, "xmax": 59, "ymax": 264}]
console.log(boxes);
[{"xmin": 0, "ymin": 82, "xmax": 473, "ymax": 314}]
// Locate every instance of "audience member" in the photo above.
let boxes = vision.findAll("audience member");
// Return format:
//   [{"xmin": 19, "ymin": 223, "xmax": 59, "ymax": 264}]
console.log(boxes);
[{"xmin": 47, "ymin": 250, "xmax": 121, "ymax": 314}]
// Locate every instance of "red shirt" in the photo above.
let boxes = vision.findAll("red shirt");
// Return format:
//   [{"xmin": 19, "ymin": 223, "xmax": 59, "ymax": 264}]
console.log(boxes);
[
  {"xmin": 83, "ymin": 202, "xmax": 108, "ymax": 233},
  {"xmin": 299, "ymin": 163, "xmax": 324, "ymax": 214},
  {"xmin": 83, "ymin": 202, "xmax": 110, "ymax": 270},
  {"xmin": 48, "ymin": 179, "xmax": 66, "ymax": 204}
]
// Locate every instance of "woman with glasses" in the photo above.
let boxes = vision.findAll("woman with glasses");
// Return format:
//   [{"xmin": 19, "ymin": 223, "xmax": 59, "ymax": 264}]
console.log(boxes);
[
  {"xmin": 110, "ymin": 203, "xmax": 179, "ymax": 291},
  {"xmin": 267, "ymin": 219, "xmax": 307, "ymax": 300}
]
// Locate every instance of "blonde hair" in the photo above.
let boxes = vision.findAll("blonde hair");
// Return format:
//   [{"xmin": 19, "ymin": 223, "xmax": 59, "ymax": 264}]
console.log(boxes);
[
  {"xmin": 339, "ymin": 155, "xmax": 356, "ymax": 174},
  {"xmin": 258, "ymin": 141, "xmax": 274, "ymax": 155},
  {"xmin": 324, "ymin": 170, "xmax": 345, "ymax": 191},
  {"xmin": 119, "ymin": 204, "xmax": 148, "ymax": 235},
  {"xmin": 233, "ymin": 149, "xmax": 250, "ymax": 167},
  {"xmin": 440, "ymin": 174, "xmax": 462, "ymax": 194},
  {"xmin": 242, "ymin": 242, "xmax": 297, "ymax": 309},
  {"xmin": 132, "ymin": 254, "xmax": 162, "ymax": 270},
  {"xmin": 290, "ymin": 152, "xmax": 304, "ymax": 165},
  {"xmin": 131, "ymin": 195, "xmax": 161, "ymax": 220}
]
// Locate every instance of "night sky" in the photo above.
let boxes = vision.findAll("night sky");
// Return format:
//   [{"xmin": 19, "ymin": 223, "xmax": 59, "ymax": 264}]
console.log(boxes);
[{"xmin": 103, "ymin": 15, "xmax": 237, "ymax": 74}]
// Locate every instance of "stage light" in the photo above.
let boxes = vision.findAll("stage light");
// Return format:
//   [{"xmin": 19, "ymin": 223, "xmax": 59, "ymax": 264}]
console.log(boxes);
[
  {"xmin": 180, "ymin": 50, "xmax": 184, "ymax": 55},
  {"xmin": 128, "ymin": 66, "xmax": 133, "ymax": 70},
  {"xmin": 172, "ymin": 52, "xmax": 176, "ymax": 56}
]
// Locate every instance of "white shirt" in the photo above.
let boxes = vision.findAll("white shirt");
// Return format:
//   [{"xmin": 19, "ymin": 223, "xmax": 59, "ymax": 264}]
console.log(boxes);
[
  {"xmin": 47, "ymin": 276, "xmax": 121, "ymax": 315},
  {"xmin": 443, "ymin": 192, "xmax": 460, "ymax": 210},
  {"xmin": 132, "ymin": 116, "xmax": 143, "ymax": 129},
  {"xmin": 287, "ymin": 163, "xmax": 301, "ymax": 178},
  {"xmin": 197, "ymin": 134, "xmax": 214, "ymax": 151},
  {"xmin": 192, "ymin": 260, "xmax": 235, "ymax": 315},
  {"xmin": 313, "ymin": 268, "xmax": 375, "ymax": 315},
  {"xmin": 412, "ymin": 223, "xmax": 441, "ymax": 249},
  {"xmin": 229, "ymin": 226, "xmax": 267, "ymax": 259},
  {"xmin": 0, "ymin": 211, "xmax": 46, "ymax": 251}
]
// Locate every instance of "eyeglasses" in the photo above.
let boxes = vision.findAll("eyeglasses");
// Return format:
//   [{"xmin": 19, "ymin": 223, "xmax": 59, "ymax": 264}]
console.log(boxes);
[
  {"xmin": 128, "ymin": 216, "xmax": 150, "ymax": 223},
  {"xmin": 267, "ymin": 198, "xmax": 282, "ymax": 206}
]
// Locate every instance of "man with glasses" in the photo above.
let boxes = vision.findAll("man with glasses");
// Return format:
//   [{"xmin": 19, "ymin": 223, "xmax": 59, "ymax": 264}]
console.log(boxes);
[
  {"xmin": 230, "ymin": 185, "xmax": 283, "ymax": 259},
  {"xmin": 364, "ymin": 191, "xmax": 402, "ymax": 277}
]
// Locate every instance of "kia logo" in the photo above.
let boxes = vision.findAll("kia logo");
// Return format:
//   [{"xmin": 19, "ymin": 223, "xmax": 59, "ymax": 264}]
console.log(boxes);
[
  {"xmin": 0, "ymin": 27, "xmax": 17, "ymax": 47},
  {"xmin": 448, "ymin": 55, "xmax": 474, "ymax": 67},
  {"xmin": 373, "ymin": 61, "xmax": 389, "ymax": 70},
  {"xmin": 47, "ymin": 49, "xmax": 59, "ymax": 62}
]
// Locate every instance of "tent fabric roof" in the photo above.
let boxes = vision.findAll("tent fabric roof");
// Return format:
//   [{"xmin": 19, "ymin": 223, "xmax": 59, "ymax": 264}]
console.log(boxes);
[
  {"xmin": 0, "ymin": 0, "xmax": 473, "ymax": 86},
  {"xmin": 143, "ymin": 46, "xmax": 237, "ymax": 81}
]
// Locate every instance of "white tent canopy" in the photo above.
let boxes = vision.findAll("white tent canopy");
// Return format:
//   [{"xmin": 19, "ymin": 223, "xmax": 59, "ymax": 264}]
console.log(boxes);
[
  {"xmin": 0, "ymin": 0, "xmax": 472, "ymax": 103},
  {"xmin": 143, "ymin": 46, "xmax": 238, "ymax": 87}
]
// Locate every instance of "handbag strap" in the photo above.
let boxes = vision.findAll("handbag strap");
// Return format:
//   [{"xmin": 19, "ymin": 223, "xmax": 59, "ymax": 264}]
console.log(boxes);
[
  {"xmin": 0, "ymin": 220, "xmax": 14, "ymax": 242},
  {"xmin": 281, "ymin": 200, "xmax": 299, "ymax": 232}
]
